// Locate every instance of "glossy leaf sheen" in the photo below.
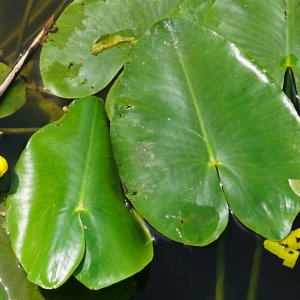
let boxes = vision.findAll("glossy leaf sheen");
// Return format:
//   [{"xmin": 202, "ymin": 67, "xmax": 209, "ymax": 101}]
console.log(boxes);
[
  {"xmin": 40, "ymin": 0, "xmax": 183, "ymax": 98},
  {"xmin": 7, "ymin": 96, "xmax": 153, "ymax": 289},
  {"xmin": 0, "ymin": 63, "xmax": 26, "ymax": 118},
  {"xmin": 111, "ymin": 18, "xmax": 300, "ymax": 245},
  {"xmin": 202, "ymin": 0, "xmax": 300, "ymax": 87}
]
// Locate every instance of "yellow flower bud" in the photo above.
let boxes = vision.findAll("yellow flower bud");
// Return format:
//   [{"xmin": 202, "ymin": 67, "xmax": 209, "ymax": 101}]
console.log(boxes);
[{"xmin": 0, "ymin": 156, "xmax": 8, "ymax": 177}]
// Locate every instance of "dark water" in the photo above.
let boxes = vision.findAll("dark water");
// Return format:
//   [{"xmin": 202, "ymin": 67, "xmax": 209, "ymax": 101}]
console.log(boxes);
[{"xmin": 2, "ymin": 1, "xmax": 300, "ymax": 300}]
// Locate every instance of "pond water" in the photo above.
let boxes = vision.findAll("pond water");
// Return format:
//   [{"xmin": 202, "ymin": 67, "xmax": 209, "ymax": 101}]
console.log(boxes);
[{"xmin": 1, "ymin": 1, "xmax": 300, "ymax": 299}]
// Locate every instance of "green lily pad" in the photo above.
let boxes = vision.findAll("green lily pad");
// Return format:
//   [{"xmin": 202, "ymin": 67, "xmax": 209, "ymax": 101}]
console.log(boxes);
[
  {"xmin": 40, "ymin": 0, "xmax": 184, "ymax": 99},
  {"xmin": 111, "ymin": 17, "xmax": 300, "ymax": 245},
  {"xmin": 202, "ymin": 0, "xmax": 300, "ymax": 87},
  {"xmin": 0, "ymin": 63, "xmax": 26, "ymax": 118},
  {"xmin": 7, "ymin": 96, "xmax": 153, "ymax": 289}
]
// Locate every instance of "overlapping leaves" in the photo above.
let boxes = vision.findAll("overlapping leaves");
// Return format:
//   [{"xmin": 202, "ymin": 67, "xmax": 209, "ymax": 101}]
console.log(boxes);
[
  {"xmin": 28, "ymin": 0, "xmax": 300, "ymax": 249},
  {"xmin": 40, "ymin": 0, "xmax": 184, "ymax": 98},
  {"xmin": 110, "ymin": 17, "xmax": 300, "ymax": 245}
]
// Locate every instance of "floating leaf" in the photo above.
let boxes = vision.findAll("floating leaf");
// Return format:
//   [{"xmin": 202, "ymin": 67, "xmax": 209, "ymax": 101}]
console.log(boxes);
[
  {"xmin": 7, "ymin": 96, "xmax": 153, "ymax": 289},
  {"xmin": 111, "ymin": 17, "xmax": 300, "ymax": 246},
  {"xmin": 202, "ymin": 0, "xmax": 300, "ymax": 87},
  {"xmin": 40, "ymin": 0, "xmax": 184, "ymax": 98},
  {"xmin": 264, "ymin": 239, "xmax": 299, "ymax": 268},
  {"xmin": 0, "ymin": 62, "xmax": 26, "ymax": 118},
  {"xmin": 264, "ymin": 228, "xmax": 300, "ymax": 268}
]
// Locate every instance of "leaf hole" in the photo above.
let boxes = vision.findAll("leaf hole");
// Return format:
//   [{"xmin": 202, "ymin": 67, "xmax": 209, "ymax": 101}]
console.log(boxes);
[{"xmin": 124, "ymin": 105, "xmax": 133, "ymax": 109}]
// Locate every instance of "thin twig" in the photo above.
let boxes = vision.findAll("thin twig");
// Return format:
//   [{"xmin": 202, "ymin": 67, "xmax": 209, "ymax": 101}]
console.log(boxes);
[{"xmin": 0, "ymin": 15, "xmax": 54, "ymax": 99}]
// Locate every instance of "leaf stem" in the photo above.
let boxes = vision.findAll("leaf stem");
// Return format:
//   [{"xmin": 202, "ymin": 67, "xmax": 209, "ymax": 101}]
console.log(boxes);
[
  {"xmin": 246, "ymin": 238, "xmax": 263, "ymax": 300},
  {"xmin": 0, "ymin": 128, "xmax": 40, "ymax": 135}
]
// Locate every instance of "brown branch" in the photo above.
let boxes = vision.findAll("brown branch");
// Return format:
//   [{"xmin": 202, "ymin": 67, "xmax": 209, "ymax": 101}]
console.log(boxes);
[{"xmin": 0, "ymin": 16, "xmax": 54, "ymax": 99}]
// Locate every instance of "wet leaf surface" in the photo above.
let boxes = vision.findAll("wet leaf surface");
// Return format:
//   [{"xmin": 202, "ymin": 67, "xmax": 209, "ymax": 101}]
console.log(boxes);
[
  {"xmin": 40, "ymin": 0, "xmax": 183, "ymax": 98},
  {"xmin": 111, "ymin": 17, "xmax": 300, "ymax": 245},
  {"xmin": 0, "ymin": 63, "xmax": 26, "ymax": 118},
  {"xmin": 7, "ymin": 96, "xmax": 153, "ymax": 289}
]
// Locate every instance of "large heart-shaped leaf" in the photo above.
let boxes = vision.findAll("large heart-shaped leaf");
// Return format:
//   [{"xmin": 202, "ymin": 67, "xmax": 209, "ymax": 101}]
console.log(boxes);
[
  {"xmin": 111, "ymin": 17, "xmax": 300, "ymax": 246},
  {"xmin": 7, "ymin": 96, "xmax": 153, "ymax": 289},
  {"xmin": 202, "ymin": 0, "xmax": 300, "ymax": 87},
  {"xmin": 40, "ymin": 0, "xmax": 183, "ymax": 99},
  {"xmin": 0, "ymin": 63, "xmax": 26, "ymax": 118}
]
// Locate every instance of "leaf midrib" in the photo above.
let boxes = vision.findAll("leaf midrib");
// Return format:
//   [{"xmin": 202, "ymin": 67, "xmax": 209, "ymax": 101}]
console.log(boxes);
[
  {"xmin": 77, "ymin": 106, "xmax": 98, "ymax": 211},
  {"xmin": 167, "ymin": 23, "xmax": 217, "ymax": 164}
]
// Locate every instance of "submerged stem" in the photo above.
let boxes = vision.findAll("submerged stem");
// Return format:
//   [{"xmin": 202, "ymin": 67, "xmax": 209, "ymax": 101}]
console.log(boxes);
[
  {"xmin": 246, "ymin": 238, "xmax": 263, "ymax": 300},
  {"xmin": 0, "ymin": 16, "xmax": 54, "ymax": 99},
  {"xmin": 0, "ymin": 128, "xmax": 40, "ymax": 135},
  {"xmin": 216, "ymin": 231, "xmax": 226, "ymax": 300},
  {"xmin": 13, "ymin": 0, "xmax": 35, "ymax": 65}
]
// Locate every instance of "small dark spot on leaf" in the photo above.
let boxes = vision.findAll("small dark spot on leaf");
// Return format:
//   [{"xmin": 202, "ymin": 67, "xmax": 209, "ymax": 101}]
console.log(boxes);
[
  {"xmin": 289, "ymin": 251, "xmax": 294, "ymax": 254},
  {"xmin": 56, "ymin": 124, "xmax": 60, "ymax": 127},
  {"xmin": 296, "ymin": 237, "xmax": 300, "ymax": 243},
  {"xmin": 91, "ymin": 86, "xmax": 94, "ymax": 89},
  {"xmin": 180, "ymin": 219, "xmax": 184, "ymax": 224},
  {"xmin": 81, "ymin": 2, "xmax": 84, "ymax": 5},
  {"xmin": 66, "ymin": 26, "xmax": 69, "ymax": 28},
  {"xmin": 131, "ymin": 191, "xmax": 137, "ymax": 196},
  {"xmin": 65, "ymin": 12, "xmax": 68, "ymax": 14},
  {"xmin": 118, "ymin": 164, "xmax": 124, "ymax": 166},
  {"xmin": 124, "ymin": 105, "xmax": 133, "ymax": 109},
  {"xmin": 243, "ymin": 88, "xmax": 245, "ymax": 91},
  {"xmin": 68, "ymin": 63, "xmax": 74, "ymax": 71}
]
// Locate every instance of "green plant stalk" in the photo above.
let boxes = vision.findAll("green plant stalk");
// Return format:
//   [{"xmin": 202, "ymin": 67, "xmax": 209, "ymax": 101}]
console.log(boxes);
[
  {"xmin": 216, "ymin": 232, "xmax": 226, "ymax": 300},
  {"xmin": 0, "ymin": 128, "xmax": 40, "ymax": 135},
  {"xmin": 246, "ymin": 238, "xmax": 263, "ymax": 300},
  {"xmin": 13, "ymin": 0, "xmax": 35, "ymax": 66}
]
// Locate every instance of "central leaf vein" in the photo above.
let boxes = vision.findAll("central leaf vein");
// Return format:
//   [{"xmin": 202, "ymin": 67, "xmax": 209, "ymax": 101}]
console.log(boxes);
[
  {"xmin": 167, "ymin": 22, "xmax": 217, "ymax": 164},
  {"xmin": 76, "ymin": 106, "xmax": 98, "ymax": 212}
]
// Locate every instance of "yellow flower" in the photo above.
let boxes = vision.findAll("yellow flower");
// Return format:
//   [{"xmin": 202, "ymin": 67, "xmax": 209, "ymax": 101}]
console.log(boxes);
[{"xmin": 0, "ymin": 156, "xmax": 8, "ymax": 177}]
